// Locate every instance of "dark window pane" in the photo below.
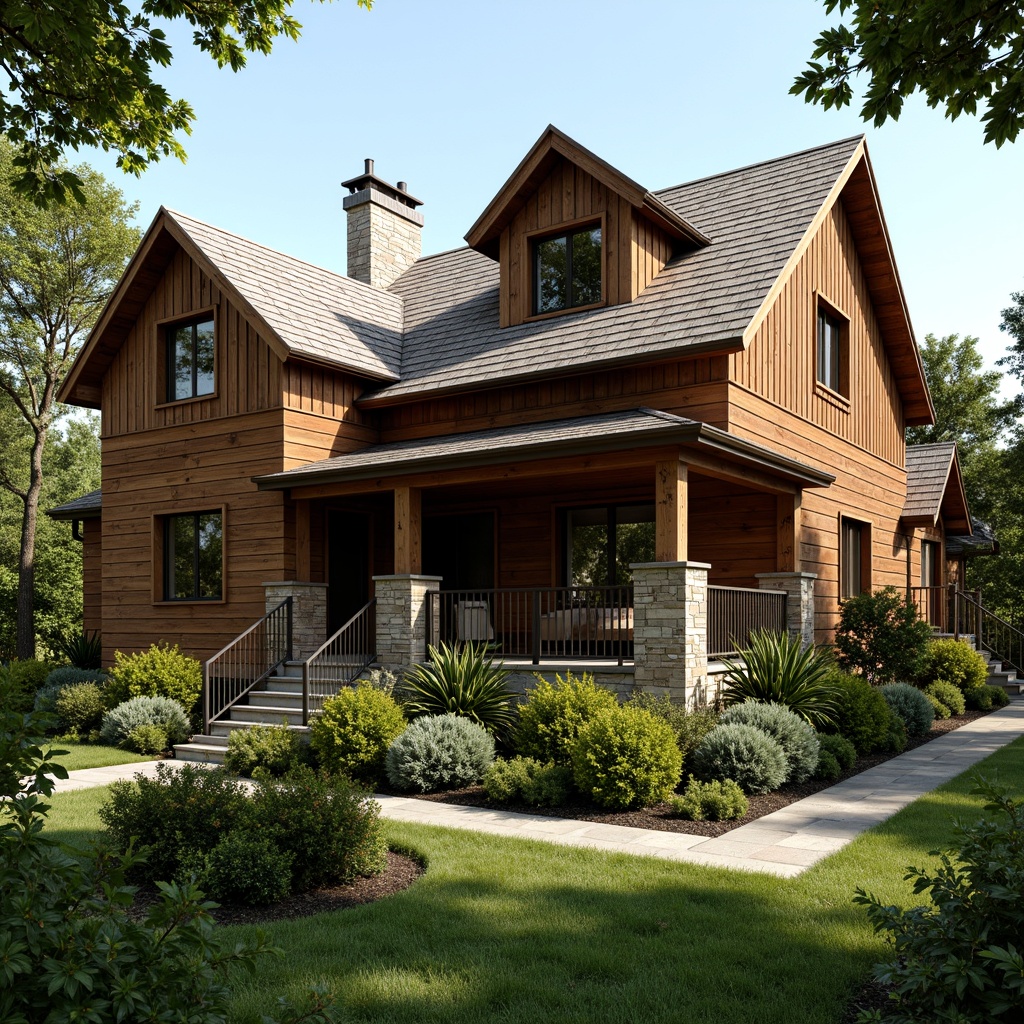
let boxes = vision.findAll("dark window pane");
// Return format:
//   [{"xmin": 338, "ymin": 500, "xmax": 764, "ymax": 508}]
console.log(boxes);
[
  {"xmin": 197, "ymin": 513, "xmax": 222, "ymax": 598},
  {"xmin": 817, "ymin": 308, "xmax": 842, "ymax": 391},
  {"xmin": 166, "ymin": 512, "xmax": 222, "ymax": 600},
  {"xmin": 615, "ymin": 521, "xmax": 655, "ymax": 585},
  {"xmin": 841, "ymin": 520, "xmax": 861, "ymax": 599},
  {"xmin": 172, "ymin": 516, "xmax": 196, "ymax": 599},
  {"xmin": 571, "ymin": 228, "xmax": 602, "ymax": 306},
  {"xmin": 536, "ymin": 235, "xmax": 567, "ymax": 313},
  {"xmin": 172, "ymin": 328, "xmax": 194, "ymax": 401},
  {"xmin": 194, "ymin": 319, "xmax": 215, "ymax": 396}
]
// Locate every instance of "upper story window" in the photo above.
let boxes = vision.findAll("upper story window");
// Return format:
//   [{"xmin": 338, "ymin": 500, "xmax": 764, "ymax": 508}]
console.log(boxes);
[
  {"xmin": 165, "ymin": 511, "xmax": 222, "ymax": 600},
  {"xmin": 167, "ymin": 315, "xmax": 215, "ymax": 402},
  {"xmin": 816, "ymin": 301, "xmax": 847, "ymax": 396},
  {"xmin": 533, "ymin": 225, "xmax": 602, "ymax": 315}
]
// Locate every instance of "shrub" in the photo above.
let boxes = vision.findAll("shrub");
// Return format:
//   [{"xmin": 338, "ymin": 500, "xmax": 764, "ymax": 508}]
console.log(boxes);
[
  {"xmin": 183, "ymin": 829, "xmax": 293, "ymax": 906},
  {"xmin": 34, "ymin": 667, "xmax": 107, "ymax": 717},
  {"xmin": 854, "ymin": 776, "xmax": 1024, "ymax": 1023},
  {"xmin": 523, "ymin": 762, "xmax": 574, "ymax": 807},
  {"xmin": 105, "ymin": 642, "xmax": 202, "ymax": 715},
  {"xmin": 718, "ymin": 701, "xmax": 820, "ymax": 783},
  {"xmin": 920, "ymin": 638, "xmax": 988, "ymax": 693},
  {"xmin": 879, "ymin": 683, "xmax": 935, "ymax": 737},
  {"xmin": 100, "ymin": 695, "xmax": 190, "ymax": 747},
  {"xmin": 721, "ymin": 630, "xmax": 839, "ymax": 728},
  {"xmin": 4, "ymin": 659, "xmax": 52, "ymax": 713},
  {"xmin": 691, "ymin": 723, "xmax": 788, "ymax": 794},
  {"xmin": 402, "ymin": 642, "xmax": 516, "ymax": 736},
  {"xmin": 818, "ymin": 733, "xmax": 857, "ymax": 771},
  {"xmin": 483, "ymin": 756, "xmax": 538, "ymax": 803},
  {"xmin": 925, "ymin": 680, "xmax": 967, "ymax": 717},
  {"xmin": 813, "ymin": 750, "xmax": 842, "ymax": 782},
  {"xmin": 880, "ymin": 714, "xmax": 908, "ymax": 754},
  {"xmin": 386, "ymin": 714, "xmax": 495, "ymax": 793},
  {"xmin": 924, "ymin": 689, "xmax": 952, "ymax": 719},
  {"xmin": 667, "ymin": 777, "xmax": 748, "ymax": 821},
  {"xmin": 126, "ymin": 723, "xmax": 169, "ymax": 755},
  {"xmin": 362, "ymin": 667, "xmax": 398, "ymax": 694},
  {"xmin": 834, "ymin": 587, "xmax": 932, "ymax": 684},
  {"xmin": 827, "ymin": 671, "xmax": 893, "ymax": 755},
  {"xmin": 226, "ymin": 722, "xmax": 300, "ymax": 778},
  {"xmin": 515, "ymin": 671, "xmax": 618, "ymax": 765},
  {"xmin": 53, "ymin": 628, "xmax": 103, "ymax": 669},
  {"xmin": 309, "ymin": 682, "xmax": 406, "ymax": 783},
  {"xmin": 966, "ymin": 684, "xmax": 1009, "ymax": 710},
  {"xmin": 54, "ymin": 681, "xmax": 106, "ymax": 735},
  {"xmin": 571, "ymin": 705, "xmax": 682, "ymax": 810},
  {"xmin": 628, "ymin": 692, "xmax": 719, "ymax": 768}
]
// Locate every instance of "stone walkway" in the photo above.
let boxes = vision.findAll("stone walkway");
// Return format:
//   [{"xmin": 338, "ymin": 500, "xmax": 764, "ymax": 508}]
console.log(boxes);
[{"xmin": 52, "ymin": 698, "xmax": 1024, "ymax": 878}]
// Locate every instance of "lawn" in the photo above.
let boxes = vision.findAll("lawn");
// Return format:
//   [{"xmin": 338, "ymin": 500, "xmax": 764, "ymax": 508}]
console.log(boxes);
[
  {"xmin": 44, "ymin": 736, "xmax": 1024, "ymax": 1024},
  {"xmin": 45, "ymin": 742, "xmax": 153, "ymax": 772}
]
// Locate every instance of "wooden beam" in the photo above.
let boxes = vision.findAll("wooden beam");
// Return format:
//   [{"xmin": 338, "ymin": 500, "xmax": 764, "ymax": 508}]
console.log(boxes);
[
  {"xmin": 655, "ymin": 458, "xmax": 687, "ymax": 562},
  {"xmin": 394, "ymin": 486, "xmax": 422, "ymax": 574},
  {"xmin": 776, "ymin": 492, "xmax": 801, "ymax": 572},
  {"xmin": 295, "ymin": 500, "xmax": 311, "ymax": 581}
]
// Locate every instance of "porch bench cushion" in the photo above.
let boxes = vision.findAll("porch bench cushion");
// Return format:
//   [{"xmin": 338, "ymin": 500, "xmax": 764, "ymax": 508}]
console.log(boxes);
[{"xmin": 539, "ymin": 607, "xmax": 633, "ymax": 642}]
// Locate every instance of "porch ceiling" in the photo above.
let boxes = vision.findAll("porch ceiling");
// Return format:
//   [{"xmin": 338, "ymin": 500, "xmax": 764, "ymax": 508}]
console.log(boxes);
[{"xmin": 254, "ymin": 408, "xmax": 835, "ymax": 496}]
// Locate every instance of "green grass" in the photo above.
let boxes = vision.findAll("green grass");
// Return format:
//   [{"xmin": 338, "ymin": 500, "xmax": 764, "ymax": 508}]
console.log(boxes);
[
  {"xmin": 45, "ymin": 742, "xmax": 152, "ymax": 772},
  {"xmin": 42, "ymin": 736, "xmax": 1024, "ymax": 1024}
]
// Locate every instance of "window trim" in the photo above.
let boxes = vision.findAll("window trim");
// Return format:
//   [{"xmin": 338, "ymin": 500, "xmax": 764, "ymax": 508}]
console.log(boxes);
[
  {"xmin": 839, "ymin": 514, "xmax": 871, "ymax": 600},
  {"xmin": 525, "ymin": 214, "xmax": 607, "ymax": 322},
  {"xmin": 562, "ymin": 501, "xmax": 656, "ymax": 588},
  {"xmin": 152, "ymin": 504, "xmax": 227, "ymax": 605},
  {"xmin": 814, "ymin": 291, "xmax": 850, "ymax": 401},
  {"xmin": 921, "ymin": 538, "xmax": 941, "ymax": 588},
  {"xmin": 154, "ymin": 306, "xmax": 218, "ymax": 408}
]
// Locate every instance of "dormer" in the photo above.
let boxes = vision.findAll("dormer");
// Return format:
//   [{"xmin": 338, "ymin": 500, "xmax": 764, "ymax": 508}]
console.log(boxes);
[{"xmin": 465, "ymin": 126, "xmax": 710, "ymax": 328}]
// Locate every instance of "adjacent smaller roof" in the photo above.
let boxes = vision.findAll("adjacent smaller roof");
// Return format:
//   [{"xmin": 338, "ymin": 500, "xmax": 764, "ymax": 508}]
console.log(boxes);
[
  {"xmin": 47, "ymin": 489, "xmax": 102, "ymax": 520},
  {"xmin": 254, "ymin": 408, "xmax": 835, "ymax": 491},
  {"xmin": 947, "ymin": 518, "xmax": 999, "ymax": 560},
  {"xmin": 902, "ymin": 442, "xmax": 971, "ymax": 533}
]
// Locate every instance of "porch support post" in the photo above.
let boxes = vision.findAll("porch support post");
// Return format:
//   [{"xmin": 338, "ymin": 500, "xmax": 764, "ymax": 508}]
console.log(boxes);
[
  {"xmin": 655, "ymin": 458, "xmax": 688, "ymax": 562},
  {"xmin": 776, "ymin": 492, "xmax": 801, "ymax": 573},
  {"xmin": 394, "ymin": 486, "xmax": 422, "ymax": 575},
  {"xmin": 263, "ymin": 581, "xmax": 328, "ymax": 661},
  {"xmin": 372, "ymin": 574, "xmax": 442, "ymax": 673},
  {"xmin": 295, "ymin": 500, "xmax": 312, "ymax": 581},
  {"xmin": 630, "ymin": 560, "xmax": 710, "ymax": 706},
  {"xmin": 755, "ymin": 572, "xmax": 817, "ymax": 648}
]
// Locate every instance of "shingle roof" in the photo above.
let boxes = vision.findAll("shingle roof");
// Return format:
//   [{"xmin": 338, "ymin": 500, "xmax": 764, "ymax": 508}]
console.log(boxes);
[
  {"xmin": 167, "ymin": 211, "xmax": 403, "ymax": 381},
  {"xmin": 903, "ymin": 443, "xmax": 957, "ymax": 522},
  {"xmin": 947, "ymin": 518, "xmax": 998, "ymax": 559},
  {"xmin": 254, "ymin": 408, "xmax": 835, "ymax": 490},
  {"xmin": 47, "ymin": 489, "xmax": 102, "ymax": 519}
]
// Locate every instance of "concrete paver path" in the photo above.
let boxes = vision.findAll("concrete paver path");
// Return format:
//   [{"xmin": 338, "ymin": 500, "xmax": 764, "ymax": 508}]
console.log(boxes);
[{"xmin": 51, "ymin": 698, "xmax": 1024, "ymax": 878}]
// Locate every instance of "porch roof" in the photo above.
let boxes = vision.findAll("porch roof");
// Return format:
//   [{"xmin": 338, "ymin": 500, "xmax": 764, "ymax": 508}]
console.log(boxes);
[
  {"xmin": 254, "ymin": 408, "xmax": 836, "ymax": 491},
  {"xmin": 902, "ymin": 442, "xmax": 971, "ymax": 533},
  {"xmin": 47, "ymin": 489, "xmax": 102, "ymax": 520}
]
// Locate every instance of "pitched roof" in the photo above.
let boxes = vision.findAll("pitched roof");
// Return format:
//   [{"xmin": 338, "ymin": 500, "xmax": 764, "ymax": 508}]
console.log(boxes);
[
  {"xmin": 903, "ymin": 442, "xmax": 971, "ymax": 532},
  {"xmin": 947, "ymin": 518, "xmax": 998, "ymax": 559},
  {"xmin": 47, "ymin": 489, "xmax": 102, "ymax": 520},
  {"xmin": 254, "ymin": 407, "xmax": 835, "ymax": 490}
]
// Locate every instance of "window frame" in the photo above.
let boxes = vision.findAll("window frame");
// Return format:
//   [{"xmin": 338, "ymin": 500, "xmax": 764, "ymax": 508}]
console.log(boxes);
[
  {"xmin": 152, "ymin": 505, "xmax": 227, "ymax": 604},
  {"xmin": 921, "ymin": 539, "xmax": 941, "ymax": 588},
  {"xmin": 562, "ymin": 502, "xmax": 656, "ymax": 588},
  {"xmin": 814, "ymin": 292, "xmax": 850, "ymax": 401},
  {"xmin": 155, "ymin": 307, "xmax": 218, "ymax": 408},
  {"xmin": 526, "ymin": 215, "xmax": 606, "ymax": 322},
  {"xmin": 839, "ymin": 515, "xmax": 871, "ymax": 600}
]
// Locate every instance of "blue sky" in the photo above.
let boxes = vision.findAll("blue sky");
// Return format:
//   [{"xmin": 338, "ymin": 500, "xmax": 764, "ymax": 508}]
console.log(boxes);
[{"xmin": 82, "ymin": 0, "xmax": 1024, "ymax": 382}]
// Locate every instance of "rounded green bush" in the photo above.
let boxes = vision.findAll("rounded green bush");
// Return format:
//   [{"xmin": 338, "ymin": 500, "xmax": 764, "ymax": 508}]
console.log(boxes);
[
  {"xmin": 515, "ymin": 671, "xmax": 618, "ymax": 765},
  {"xmin": 309, "ymin": 682, "xmax": 406, "ymax": 784},
  {"xmin": 880, "ymin": 714, "xmax": 908, "ymax": 753},
  {"xmin": 104, "ymin": 643, "xmax": 201, "ymax": 714},
  {"xmin": 668, "ymin": 777, "xmax": 748, "ymax": 821},
  {"xmin": 225, "ymin": 723, "xmax": 299, "ymax": 778},
  {"xmin": 921, "ymin": 639, "xmax": 988, "ymax": 693},
  {"xmin": 924, "ymin": 689, "xmax": 951, "ymax": 719},
  {"xmin": 718, "ymin": 701, "xmax": 820, "ymax": 783},
  {"xmin": 925, "ymin": 680, "xmax": 966, "ymax": 717},
  {"xmin": 523, "ymin": 762, "xmax": 574, "ymax": 807},
  {"xmin": 817, "ymin": 733, "xmax": 857, "ymax": 771},
  {"xmin": 198, "ymin": 830, "xmax": 293, "ymax": 906},
  {"xmin": 100, "ymin": 696, "xmax": 190, "ymax": 747},
  {"xmin": 984, "ymin": 685, "xmax": 1010, "ymax": 709},
  {"xmin": 482, "ymin": 756, "xmax": 539, "ymax": 803},
  {"xmin": 571, "ymin": 705, "xmax": 682, "ymax": 810},
  {"xmin": 813, "ymin": 750, "xmax": 842, "ymax": 782},
  {"xmin": 125, "ymin": 723, "xmax": 169, "ymax": 755},
  {"xmin": 385, "ymin": 714, "xmax": 495, "ymax": 793},
  {"xmin": 35, "ymin": 667, "xmax": 107, "ymax": 718},
  {"xmin": 628, "ymin": 692, "xmax": 719, "ymax": 768},
  {"xmin": 54, "ymin": 682, "xmax": 106, "ymax": 736},
  {"xmin": 879, "ymin": 683, "xmax": 935, "ymax": 737},
  {"xmin": 691, "ymin": 723, "xmax": 788, "ymax": 794},
  {"xmin": 827, "ymin": 672, "xmax": 893, "ymax": 755},
  {"xmin": 5, "ymin": 660, "xmax": 53, "ymax": 713}
]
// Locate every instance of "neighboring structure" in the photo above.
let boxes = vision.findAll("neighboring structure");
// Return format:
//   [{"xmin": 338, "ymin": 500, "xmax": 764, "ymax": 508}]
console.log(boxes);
[{"xmin": 51, "ymin": 127, "xmax": 974, "ymax": 710}]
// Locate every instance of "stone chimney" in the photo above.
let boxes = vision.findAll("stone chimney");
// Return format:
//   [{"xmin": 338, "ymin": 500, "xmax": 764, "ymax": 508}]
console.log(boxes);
[{"xmin": 342, "ymin": 159, "xmax": 424, "ymax": 289}]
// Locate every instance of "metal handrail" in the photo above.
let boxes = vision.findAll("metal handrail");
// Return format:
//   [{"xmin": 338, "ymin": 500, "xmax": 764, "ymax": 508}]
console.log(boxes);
[
  {"xmin": 301, "ymin": 598, "xmax": 377, "ymax": 724},
  {"xmin": 203, "ymin": 597, "xmax": 292, "ymax": 733},
  {"xmin": 953, "ymin": 588, "xmax": 1024, "ymax": 674}
]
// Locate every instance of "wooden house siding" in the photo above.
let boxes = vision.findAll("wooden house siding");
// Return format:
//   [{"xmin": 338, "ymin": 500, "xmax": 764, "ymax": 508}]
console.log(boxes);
[{"xmin": 82, "ymin": 519, "xmax": 102, "ymax": 636}]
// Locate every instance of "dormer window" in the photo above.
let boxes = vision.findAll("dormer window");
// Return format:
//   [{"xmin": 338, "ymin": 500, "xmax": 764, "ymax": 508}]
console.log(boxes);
[
  {"xmin": 533, "ymin": 225, "xmax": 602, "ymax": 315},
  {"xmin": 167, "ymin": 314, "xmax": 215, "ymax": 402}
]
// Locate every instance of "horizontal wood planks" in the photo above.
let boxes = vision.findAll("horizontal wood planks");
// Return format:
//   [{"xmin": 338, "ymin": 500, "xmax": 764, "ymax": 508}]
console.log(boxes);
[{"xmin": 82, "ymin": 519, "xmax": 102, "ymax": 636}]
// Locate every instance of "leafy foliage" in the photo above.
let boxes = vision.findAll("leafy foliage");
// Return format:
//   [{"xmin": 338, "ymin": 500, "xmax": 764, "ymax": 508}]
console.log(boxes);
[
  {"xmin": 921, "ymin": 639, "xmax": 989, "ymax": 693},
  {"xmin": 183, "ymin": 829, "xmax": 293, "ymax": 907},
  {"xmin": 879, "ymin": 683, "xmax": 935, "ymax": 738},
  {"xmin": 570, "ymin": 704, "xmax": 682, "ymax": 810},
  {"xmin": 720, "ymin": 629, "xmax": 839, "ymax": 728},
  {"xmin": 880, "ymin": 714, "xmax": 908, "ymax": 754},
  {"xmin": 104, "ymin": 641, "xmax": 202, "ymax": 712},
  {"xmin": 854, "ymin": 776, "xmax": 1024, "ymax": 1022},
  {"xmin": 34, "ymin": 665, "xmax": 106, "ymax": 718},
  {"xmin": 482, "ymin": 756, "xmax": 574, "ymax": 807},
  {"xmin": 310, "ymin": 681, "xmax": 406, "ymax": 784},
  {"xmin": 0, "ymin": 659, "xmax": 46, "ymax": 713},
  {"xmin": 100, "ymin": 695, "xmax": 190, "ymax": 747},
  {"xmin": 125, "ymin": 723, "xmax": 169, "ymax": 755},
  {"xmin": 627, "ymin": 691, "xmax": 720, "ymax": 769},
  {"xmin": 966, "ymin": 685, "xmax": 1010, "ymax": 711},
  {"xmin": 924, "ymin": 689, "xmax": 951, "ymax": 720},
  {"xmin": 814, "ymin": 750, "xmax": 842, "ymax": 782},
  {"xmin": 827, "ymin": 671, "xmax": 894, "ymax": 755},
  {"xmin": 667, "ymin": 777, "xmax": 748, "ymax": 821},
  {"xmin": 53, "ymin": 680, "xmax": 105, "ymax": 735},
  {"xmin": 793, "ymin": 1, "xmax": 1024, "ymax": 147},
  {"xmin": 514, "ymin": 671, "xmax": 618, "ymax": 765},
  {"xmin": 53, "ymin": 628, "xmax": 103, "ymax": 669},
  {"xmin": 402, "ymin": 642, "xmax": 516, "ymax": 736},
  {"xmin": 385, "ymin": 713, "xmax": 495, "ymax": 793},
  {"xmin": 691, "ymin": 723, "xmax": 788, "ymax": 795},
  {"xmin": 925, "ymin": 680, "xmax": 967, "ymax": 717},
  {"xmin": 719, "ymin": 701, "xmax": 820, "ymax": 783},
  {"xmin": 834, "ymin": 588, "xmax": 933, "ymax": 685},
  {"xmin": 225, "ymin": 721, "xmax": 300, "ymax": 778},
  {"xmin": 818, "ymin": 733, "xmax": 857, "ymax": 771}
]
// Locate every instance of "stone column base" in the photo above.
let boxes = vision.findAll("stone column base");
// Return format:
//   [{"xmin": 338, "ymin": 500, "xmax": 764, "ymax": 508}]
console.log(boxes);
[
  {"xmin": 755, "ymin": 572, "xmax": 817, "ymax": 648},
  {"xmin": 263, "ymin": 581, "xmax": 328, "ymax": 661},
  {"xmin": 372, "ymin": 574, "xmax": 442, "ymax": 674}
]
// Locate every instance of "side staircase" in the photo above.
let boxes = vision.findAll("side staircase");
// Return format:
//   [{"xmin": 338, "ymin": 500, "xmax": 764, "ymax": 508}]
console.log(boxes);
[{"xmin": 932, "ymin": 632, "xmax": 1022, "ymax": 697}]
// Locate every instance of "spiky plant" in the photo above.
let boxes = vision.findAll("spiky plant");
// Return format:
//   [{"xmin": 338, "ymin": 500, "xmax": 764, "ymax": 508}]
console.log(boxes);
[
  {"xmin": 53, "ymin": 629, "xmax": 102, "ymax": 670},
  {"xmin": 721, "ymin": 629, "xmax": 839, "ymax": 729},
  {"xmin": 402, "ymin": 642, "xmax": 516, "ymax": 737}
]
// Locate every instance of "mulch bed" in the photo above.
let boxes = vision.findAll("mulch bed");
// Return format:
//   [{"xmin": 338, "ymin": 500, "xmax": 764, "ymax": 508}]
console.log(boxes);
[
  {"xmin": 128, "ymin": 850, "xmax": 424, "ymax": 926},
  {"xmin": 403, "ymin": 710, "xmax": 991, "ymax": 838}
]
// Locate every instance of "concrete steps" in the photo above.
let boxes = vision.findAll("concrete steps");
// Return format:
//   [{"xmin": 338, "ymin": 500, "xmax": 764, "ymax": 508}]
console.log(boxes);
[{"xmin": 932, "ymin": 633, "xmax": 1023, "ymax": 696}]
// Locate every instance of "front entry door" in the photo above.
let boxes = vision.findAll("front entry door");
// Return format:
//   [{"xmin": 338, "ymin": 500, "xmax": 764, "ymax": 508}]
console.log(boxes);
[{"xmin": 327, "ymin": 510, "xmax": 370, "ymax": 634}]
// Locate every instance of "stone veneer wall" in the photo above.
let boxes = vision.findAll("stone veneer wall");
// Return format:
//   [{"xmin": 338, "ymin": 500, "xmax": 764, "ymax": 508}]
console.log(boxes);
[
  {"xmin": 372, "ymin": 574, "xmax": 442, "ymax": 673},
  {"xmin": 345, "ymin": 188, "xmax": 423, "ymax": 289},
  {"xmin": 263, "ymin": 581, "xmax": 327, "ymax": 661},
  {"xmin": 755, "ymin": 571, "xmax": 817, "ymax": 648}
]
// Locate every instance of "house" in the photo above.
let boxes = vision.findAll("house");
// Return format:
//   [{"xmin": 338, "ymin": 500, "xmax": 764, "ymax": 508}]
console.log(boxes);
[{"xmin": 50, "ymin": 126, "xmax": 975, "ymax": 736}]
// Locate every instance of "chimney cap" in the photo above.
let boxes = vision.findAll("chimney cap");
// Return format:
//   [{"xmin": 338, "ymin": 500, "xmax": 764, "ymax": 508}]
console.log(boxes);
[{"xmin": 341, "ymin": 160, "xmax": 423, "ymax": 210}]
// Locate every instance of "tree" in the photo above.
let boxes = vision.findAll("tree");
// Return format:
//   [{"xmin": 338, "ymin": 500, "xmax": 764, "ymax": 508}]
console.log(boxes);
[
  {"xmin": 0, "ymin": 142, "xmax": 139, "ymax": 659},
  {"xmin": 793, "ymin": 1, "xmax": 1024, "ymax": 147},
  {"xmin": 0, "ymin": 0, "xmax": 372, "ymax": 204}
]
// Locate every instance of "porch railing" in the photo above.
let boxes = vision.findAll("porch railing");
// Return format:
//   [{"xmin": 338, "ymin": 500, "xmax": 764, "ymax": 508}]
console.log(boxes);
[
  {"xmin": 203, "ymin": 597, "xmax": 292, "ymax": 733},
  {"xmin": 907, "ymin": 585, "xmax": 982, "ymax": 635},
  {"xmin": 427, "ymin": 586, "xmax": 634, "ymax": 665},
  {"xmin": 950, "ymin": 588, "xmax": 1024, "ymax": 675},
  {"xmin": 301, "ymin": 598, "xmax": 377, "ymax": 724},
  {"xmin": 707, "ymin": 585, "xmax": 788, "ymax": 658}
]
